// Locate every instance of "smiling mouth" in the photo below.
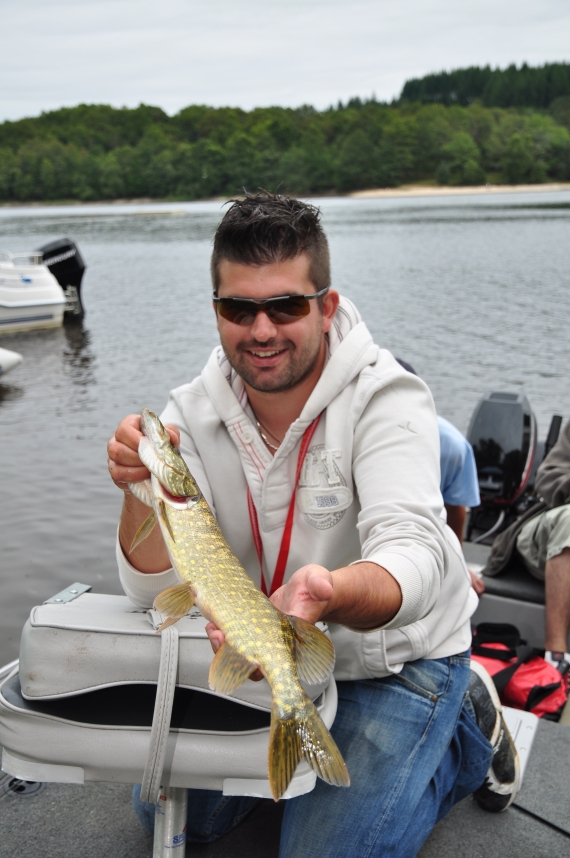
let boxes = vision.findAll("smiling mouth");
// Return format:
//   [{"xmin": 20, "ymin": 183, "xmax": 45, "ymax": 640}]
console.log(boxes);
[{"xmin": 248, "ymin": 348, "xmax": 286, "ymax": 357}]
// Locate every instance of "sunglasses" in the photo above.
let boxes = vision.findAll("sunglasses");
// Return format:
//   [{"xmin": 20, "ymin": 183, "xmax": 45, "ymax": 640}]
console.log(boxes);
[{"xmin": 213, "ymin": 286, "xmax": 330, "ymax": 326}]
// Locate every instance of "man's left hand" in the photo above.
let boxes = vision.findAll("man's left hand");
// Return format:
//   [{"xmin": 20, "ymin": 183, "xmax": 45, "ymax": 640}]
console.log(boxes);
[{"xmin": 205, "ymin": 564, "xmax": 333, "ymax": 682}]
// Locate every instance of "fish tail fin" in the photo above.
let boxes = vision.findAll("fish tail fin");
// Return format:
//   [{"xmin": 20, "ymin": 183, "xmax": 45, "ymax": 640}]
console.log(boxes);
[
  {"xmin": 268, "ymin": 697, "xmax": 350, "ymax": 801},
  {"xmin": 154, "ymin": 583, "xmax": 195, "ymax": 632}
]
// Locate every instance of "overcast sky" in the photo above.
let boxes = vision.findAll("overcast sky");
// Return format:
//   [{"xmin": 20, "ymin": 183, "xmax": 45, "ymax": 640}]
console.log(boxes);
[{"xmin": 1, "ymin": 0, "xmax": 569, "ymax": 123}]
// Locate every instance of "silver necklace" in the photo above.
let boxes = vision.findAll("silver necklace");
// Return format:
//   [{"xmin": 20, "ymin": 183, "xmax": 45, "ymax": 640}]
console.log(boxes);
[{"xmin": 254, "ymin": 417, "xmax": 281, "ymax": 451}]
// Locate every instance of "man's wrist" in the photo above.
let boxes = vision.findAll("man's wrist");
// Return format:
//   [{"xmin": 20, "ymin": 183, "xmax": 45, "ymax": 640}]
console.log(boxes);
[{"xmin": 323, "ymin": 562, "xmax": 402, "ymax": 630}]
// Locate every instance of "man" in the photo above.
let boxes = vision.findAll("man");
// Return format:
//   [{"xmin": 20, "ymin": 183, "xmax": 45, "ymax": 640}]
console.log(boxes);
[
  {"xmin": 484, "ymin": 420, "xmax": 570, "ymax": 675},
  {"xmin": 108, "ymin": 193, "xmax": 518, "ymax": 856}
]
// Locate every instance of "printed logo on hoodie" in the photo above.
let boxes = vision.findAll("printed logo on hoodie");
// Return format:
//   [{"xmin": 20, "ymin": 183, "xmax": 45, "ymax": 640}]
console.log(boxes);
[{"xmin": 297, "ymin": 444, "xmax": 353, "ymax": 530}]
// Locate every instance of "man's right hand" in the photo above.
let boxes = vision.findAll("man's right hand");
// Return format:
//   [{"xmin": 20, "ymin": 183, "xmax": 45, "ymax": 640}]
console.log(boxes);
[
  {"xmin": 110, "ymin": 413, "xmax": 180, "ymax": 574},
  {"xmin": 107, "ymin": 414, "xmax": 180, "ymax": 492}
]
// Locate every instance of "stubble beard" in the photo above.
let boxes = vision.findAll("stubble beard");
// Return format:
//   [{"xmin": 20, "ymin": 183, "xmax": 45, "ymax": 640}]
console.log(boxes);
[{"xmin": 225, "ymin": 335, "xmax": 323, "ymax": 393}]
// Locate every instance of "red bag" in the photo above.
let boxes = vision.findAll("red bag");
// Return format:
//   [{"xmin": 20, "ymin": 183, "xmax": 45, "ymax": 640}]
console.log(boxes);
[{"xmin": 471, "ymin": 623, "xmax": 568, "ymax": 719}]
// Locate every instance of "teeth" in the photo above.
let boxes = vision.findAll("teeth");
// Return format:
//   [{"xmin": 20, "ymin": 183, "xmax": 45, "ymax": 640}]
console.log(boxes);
[{"xmin": 251, "ymin": 350, "xmax": 281, "ymax": 357}]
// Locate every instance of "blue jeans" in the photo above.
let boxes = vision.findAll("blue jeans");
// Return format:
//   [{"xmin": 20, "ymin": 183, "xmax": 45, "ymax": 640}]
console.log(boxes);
[{"xmin": 133, "ymin": 654, "xmax": 492, "ymax": 857}]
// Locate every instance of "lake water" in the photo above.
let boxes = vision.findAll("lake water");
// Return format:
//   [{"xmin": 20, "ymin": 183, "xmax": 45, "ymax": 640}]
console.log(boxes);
[{"xmin": 1, "ymin": 191, "xmax": 569, "ymax": 664}]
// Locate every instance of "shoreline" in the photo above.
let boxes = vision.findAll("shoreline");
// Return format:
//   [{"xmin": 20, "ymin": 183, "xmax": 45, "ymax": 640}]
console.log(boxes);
[
  {"xmin": 1, "ymin": 183, "xmax": 570, "ymax": 209},
  {"xmin": 349, "ymin": 182, "xmax": 570, "ymax": 199}
]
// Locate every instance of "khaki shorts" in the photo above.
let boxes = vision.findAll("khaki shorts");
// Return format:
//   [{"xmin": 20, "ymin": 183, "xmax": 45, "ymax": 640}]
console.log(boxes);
[{"xmin": 516, "ymin": 504, "xmax": 570, "ymax": 580}]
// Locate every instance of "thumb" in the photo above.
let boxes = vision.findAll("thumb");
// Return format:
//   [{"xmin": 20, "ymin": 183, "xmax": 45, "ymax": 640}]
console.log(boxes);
[{"xmin": 307, "ymin": 570, "xmax": 333, "ymax": 603}]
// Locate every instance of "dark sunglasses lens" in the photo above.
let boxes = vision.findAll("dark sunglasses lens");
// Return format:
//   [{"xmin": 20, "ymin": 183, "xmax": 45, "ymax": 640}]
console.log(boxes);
[
  {"xmin": 267, "ymin": 296, "xmax": 311, "ymax": 323},
  {"xmin": 217, "ymin": 300, "xmax": 257, "ymax": 325},
  {"xmin": 217, "ymin": 296, "xmax": 312, "ymax": 325}
]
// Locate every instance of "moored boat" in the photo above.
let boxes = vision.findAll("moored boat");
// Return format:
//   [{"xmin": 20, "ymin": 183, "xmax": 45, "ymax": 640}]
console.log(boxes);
[
  {"xmin": 0, "ymin": 346, "xmax": 23, "ymax": 376},
  {"xmin": 0, "ymin": 239, "xmax": 86, "ymax": 334}
]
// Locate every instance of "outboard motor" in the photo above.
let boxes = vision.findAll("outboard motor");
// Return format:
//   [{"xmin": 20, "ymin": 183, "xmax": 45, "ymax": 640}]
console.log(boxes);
[
  {"xmin": 466, "ymin": 391, "xmax": 537, "ymax": 541},
  {"xmin": 37, "ymin": 238, "xmax": 86, "ymax": 317}
]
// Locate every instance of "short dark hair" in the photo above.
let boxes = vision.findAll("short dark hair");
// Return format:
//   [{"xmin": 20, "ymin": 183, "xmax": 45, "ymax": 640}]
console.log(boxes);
[{"xmin": 211, "ymin": 192, "xmax": 330, "ymax": 297}]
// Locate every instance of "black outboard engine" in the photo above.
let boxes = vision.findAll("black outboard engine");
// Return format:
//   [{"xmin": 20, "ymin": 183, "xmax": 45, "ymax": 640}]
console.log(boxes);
[
  {"xmin": 37, "ymin": 238, "xmax": 86, "ymax": 317},
  {"xmin": 466, "ymin": 391, "xmax": 537, "ymax": 540}
]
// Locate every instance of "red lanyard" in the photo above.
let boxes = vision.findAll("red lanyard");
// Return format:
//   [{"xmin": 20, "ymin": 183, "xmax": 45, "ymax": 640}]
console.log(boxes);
[{"xmin": 247, "ymin": 414, "xmax": 321, "ymax": 596}]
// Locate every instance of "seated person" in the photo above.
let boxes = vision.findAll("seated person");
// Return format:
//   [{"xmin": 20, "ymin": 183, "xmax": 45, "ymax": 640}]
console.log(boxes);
[{"xmin": 485, "ymin": 419, "xmax": 570, "ymax": 675}]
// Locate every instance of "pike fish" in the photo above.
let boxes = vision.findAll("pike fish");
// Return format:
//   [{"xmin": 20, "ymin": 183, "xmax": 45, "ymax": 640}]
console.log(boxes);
[{"xmin": 128, "ymin": 408, "xmax": 350, "ymax": 801}]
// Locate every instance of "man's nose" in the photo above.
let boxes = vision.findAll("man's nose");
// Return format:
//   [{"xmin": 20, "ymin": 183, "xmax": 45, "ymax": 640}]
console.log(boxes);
[{"xmin": 249, "ymin": 309, "xmax": 278, "ymax": 341}]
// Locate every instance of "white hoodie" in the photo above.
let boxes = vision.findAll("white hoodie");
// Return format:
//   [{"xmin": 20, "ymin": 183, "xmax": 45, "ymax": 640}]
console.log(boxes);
[{"xmin": 118, "ymin": 297, "xmax": 476, "ymax": 680}]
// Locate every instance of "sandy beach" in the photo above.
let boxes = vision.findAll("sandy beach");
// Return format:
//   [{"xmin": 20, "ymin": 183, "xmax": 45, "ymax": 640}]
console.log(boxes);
[
  {"xmin": 2, "ymin": 183, "xmax": 570, "ymax": 210},
  {"xmin": 349, "ymin": 182, "xmax": 570, "ymax": 199}
]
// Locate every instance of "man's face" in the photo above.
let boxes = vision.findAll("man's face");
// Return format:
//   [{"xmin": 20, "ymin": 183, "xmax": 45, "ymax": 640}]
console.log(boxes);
[{"xmin": 215, "ymin": 254, "xmax": 338, "ymax": 393}]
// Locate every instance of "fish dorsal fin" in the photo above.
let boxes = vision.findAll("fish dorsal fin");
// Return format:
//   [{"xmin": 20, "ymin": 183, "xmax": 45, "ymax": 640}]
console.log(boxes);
[
  {"xmin": 209, "ymin": 642, "xmax": 258, "ymax": 696},
  {"xmin": 289, "ymin": 616, "xmax": 335, "ymax": 685},
  {"xmin": 129, "ymin": 511, "xmax": 157, "ymax": 554},
  {"xmin": 153, "ymin": 583, "xmax": 195, "ymax": 632}
]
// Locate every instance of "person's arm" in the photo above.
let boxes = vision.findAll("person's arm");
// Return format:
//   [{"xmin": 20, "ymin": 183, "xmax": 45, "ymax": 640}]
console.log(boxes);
[
  {"xmin": 269, "ymin": 561, "xmax": 402, "ymax": 629},
  {"xmin": 535, "ymin": 421, "xmax": 570, "ymax": 508},
  {"xmin": 207, "ymin": 560, "xmax": 402, "ymax": 677}
]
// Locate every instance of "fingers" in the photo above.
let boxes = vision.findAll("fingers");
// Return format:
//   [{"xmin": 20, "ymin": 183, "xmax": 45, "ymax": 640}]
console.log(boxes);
[
  {"xmin": 166, "ymin": 424, "xmax": 181, "ymax": 447},
  {"xmin": 107, "ymin": 416, "xmax": 182, "ymax": 491},
  {"xmin": 205, "ymin": 622, "xmax": 225, "ymax": 653},
  {"xmin": 205, "ymin": 622, "xmax": 263, "ymax": 681},
  {"xmin": 469, "ymin": 570, "xmax": 485, "ymax": 595},
  {"xmin": 107, "ymin": 414, "xmax": 148, "ymax": 489}
]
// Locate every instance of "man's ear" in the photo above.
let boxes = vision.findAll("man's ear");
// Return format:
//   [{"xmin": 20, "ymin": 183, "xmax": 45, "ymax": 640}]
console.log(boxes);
[{"xmin": 321, "ymin": 290, "xmax": 340, "ymax": 333}]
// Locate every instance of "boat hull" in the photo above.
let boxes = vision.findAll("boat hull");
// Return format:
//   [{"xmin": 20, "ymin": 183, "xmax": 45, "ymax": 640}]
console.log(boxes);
[
  {"xmin": 0, "ymin": 303, "xmax": 66, "ymax": 333},
  {"xmin": 0, "ymin": 259, "xmax": 67, "ymax": 334}
]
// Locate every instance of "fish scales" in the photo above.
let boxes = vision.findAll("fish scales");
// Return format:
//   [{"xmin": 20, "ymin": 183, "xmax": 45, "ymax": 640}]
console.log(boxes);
[{"xmin": 129, "ymin": 408, "xmax": 349, "ymax": 800}]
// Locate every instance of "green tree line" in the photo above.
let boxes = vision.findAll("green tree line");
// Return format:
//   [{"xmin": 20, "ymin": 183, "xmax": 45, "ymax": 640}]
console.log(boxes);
[
  {"xmin": 1, "ymin": 88, "xmax": 570, "ymax": 202},
  {"xmin": 401, "ymin": 62, "xmax": 570, "ymax": 109}
]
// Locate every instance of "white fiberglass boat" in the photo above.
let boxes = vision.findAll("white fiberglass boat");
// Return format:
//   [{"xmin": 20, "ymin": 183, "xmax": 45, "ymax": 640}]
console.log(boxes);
[
  {"xmin": 0, "ymin": 346, "xmax": 23, "ymax": 376},
  {"xmin": 0, "ymin": 239, "xmax": 86, "ymax": 334},
  {"xmin": 0, "ymin": 251, "xmax": 67, "ymax": 333}
]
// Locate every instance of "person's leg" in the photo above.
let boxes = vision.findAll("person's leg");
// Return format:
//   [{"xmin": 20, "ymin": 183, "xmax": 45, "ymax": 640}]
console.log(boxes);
[
  {"xmin": 544, "ymin": 547, "xmax": 570, "ymax": 654},
  {"xmin": 132, "ymin": 784, "xmax": 264, "ymax": 842},
  {"xmin": 279, "ymin": 654, "xmax": 492, "ymax": 858},
  {"xmin": 516, "ymin": 506, "xmax": 570, "ymax": 660}
]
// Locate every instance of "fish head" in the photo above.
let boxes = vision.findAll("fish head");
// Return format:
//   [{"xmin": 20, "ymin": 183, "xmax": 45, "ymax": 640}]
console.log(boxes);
[{"xmin": 139, "ymin": 408, "xmax": 200, "ymax": 500}]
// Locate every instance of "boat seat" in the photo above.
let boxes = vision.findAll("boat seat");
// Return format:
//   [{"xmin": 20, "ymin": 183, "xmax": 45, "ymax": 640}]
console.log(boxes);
[
  {"xmin": 2, "ymin": 673, "xmax": 272, "ymax": 732},
  {"xmin": 481, "ymin": 558, "xmax": 545, "ymax": 605}
]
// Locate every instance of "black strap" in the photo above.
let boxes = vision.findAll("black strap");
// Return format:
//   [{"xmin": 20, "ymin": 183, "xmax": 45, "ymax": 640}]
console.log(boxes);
[
  {"xmin": 471, "ymin": 644, "xmax": 517, "ymax": 662},
  {"xmin": 490, "ymin": 645, "xmax": 537, "ymax": 696},
  {"xmin": 525, "ymin": 682, "xmax": 562, "ymax": 712}
]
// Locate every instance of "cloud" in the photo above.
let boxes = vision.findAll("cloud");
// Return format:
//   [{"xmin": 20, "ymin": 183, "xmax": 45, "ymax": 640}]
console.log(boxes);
[{"xmin": 1, "ymin": 0, "xmax": 569, "ymax": 121}]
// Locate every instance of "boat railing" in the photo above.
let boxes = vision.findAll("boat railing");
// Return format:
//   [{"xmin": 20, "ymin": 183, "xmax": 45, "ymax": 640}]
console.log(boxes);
[{"xmin": 0, "ymin": 251, "xmax": 43, "ymax": 266}]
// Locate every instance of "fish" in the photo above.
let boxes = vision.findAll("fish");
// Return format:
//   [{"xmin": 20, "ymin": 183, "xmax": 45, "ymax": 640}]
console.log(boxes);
[{"xmin": 128, "ymin": 408, "xmax": 350, "ymax": 801}]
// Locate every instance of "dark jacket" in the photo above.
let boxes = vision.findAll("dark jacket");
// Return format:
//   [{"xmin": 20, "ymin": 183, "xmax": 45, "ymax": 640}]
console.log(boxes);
[{"xmin": 483, "ymin": 420, "xmax": 570, "ymax": 577}]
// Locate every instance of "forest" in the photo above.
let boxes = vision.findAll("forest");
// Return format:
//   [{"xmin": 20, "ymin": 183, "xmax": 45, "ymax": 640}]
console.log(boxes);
[{"xmin": 0, "ymin": 62, "xmax": 569, "ymax": 202}]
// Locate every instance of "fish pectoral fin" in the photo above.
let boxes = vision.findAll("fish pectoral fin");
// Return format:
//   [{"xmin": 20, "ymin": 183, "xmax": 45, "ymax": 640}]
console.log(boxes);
[
  {"xmin": 209, "ymin": 642, "xmax": 258, "ymax": 696},
  {"xmin": 158, "ymin": 498, "xmax": 176, "ymax": 543},
  {"xmin": 288, "ymin": 616, "xmax": 335, "ymax": 685},
  {"xmin": 129, "ymin": 511, "xmax": 157, "ymax": 554},
  {"xmin": 154, "ymin": 583, "xmax": 195, "ymax": 632}
]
